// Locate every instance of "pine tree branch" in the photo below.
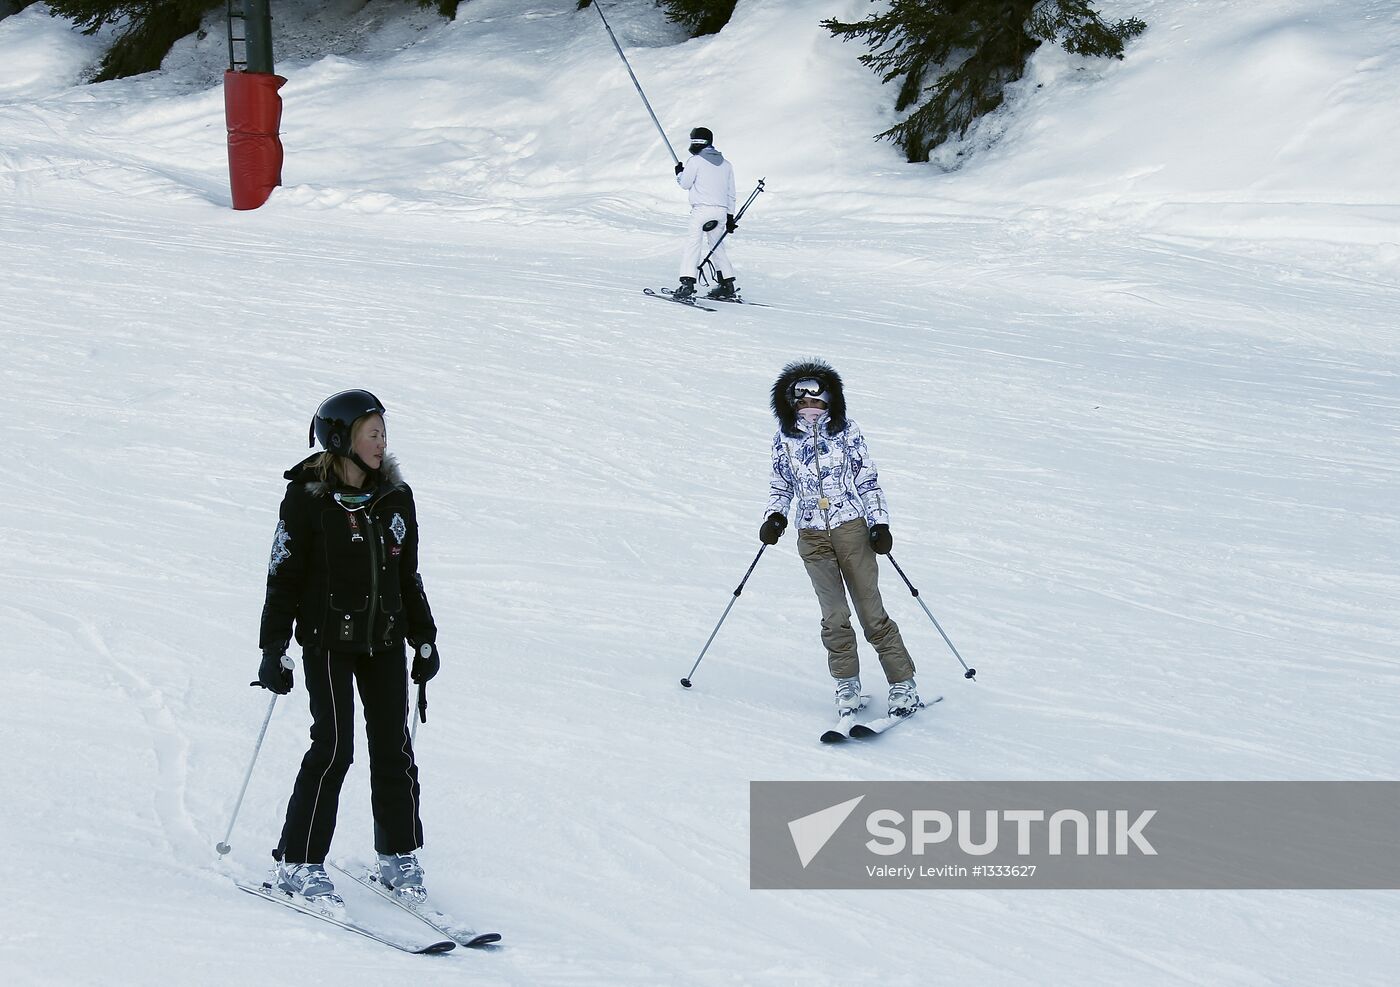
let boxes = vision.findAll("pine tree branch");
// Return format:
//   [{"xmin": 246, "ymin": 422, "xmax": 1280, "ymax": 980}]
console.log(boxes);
[{"xmin": 827, "ymin": 0, "xmax": 1147, "ymax": 163}]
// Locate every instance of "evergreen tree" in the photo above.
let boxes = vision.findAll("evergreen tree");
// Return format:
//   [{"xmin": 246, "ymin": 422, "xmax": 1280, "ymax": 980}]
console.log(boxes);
[
  {"xmin": 45, "ymin": 2, "xmax": 218, "ymax": 82},
  {"xmin": 577, "ymin": 1, "xmax": 735, "ymax": 39},
  {"xmin": 659, "ymin": 0, "xmax": 736, "ymax": 38},
  {"xmin": 45, "ymin": 1, "xmax": 463, "ymax": 83},
  {"xmin": 823, "ymin": 1, "xmax": 1146, "ymax": 163}
]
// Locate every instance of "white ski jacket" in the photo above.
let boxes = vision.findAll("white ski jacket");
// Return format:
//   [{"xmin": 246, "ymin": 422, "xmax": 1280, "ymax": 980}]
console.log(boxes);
[
  {"xmin": 765, "ymin": 414, "xmax": 890, "ymax": 532},
  {"xmin": 677, "ymin": 146, "xmax": 736, "ymax": 212}
]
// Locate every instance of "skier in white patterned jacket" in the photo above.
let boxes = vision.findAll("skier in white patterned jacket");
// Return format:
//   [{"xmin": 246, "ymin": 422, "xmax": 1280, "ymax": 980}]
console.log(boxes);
[
  {"xmin": 673, "ymin": 125, "xmax": 740, "ymax": 301},
  {"xmin": 759, "ymin": 359, "xmax": 922, "ymax": 716}
]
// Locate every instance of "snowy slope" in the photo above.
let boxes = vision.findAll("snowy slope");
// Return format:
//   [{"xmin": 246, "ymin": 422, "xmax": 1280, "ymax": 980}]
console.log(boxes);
[{"xmin": 2, "ymin": 1, "xmax": 1399, "ymax": 984}]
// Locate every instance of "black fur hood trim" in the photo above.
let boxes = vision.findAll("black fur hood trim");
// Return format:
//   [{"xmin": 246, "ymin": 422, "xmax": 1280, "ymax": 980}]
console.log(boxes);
[
  {"xmin": 284, "ymin": 452, "xmax": 406, "ymax": 497},
  {"xmin": 771, "ymin": 359, "xmax": 847, "ymax": 436}
]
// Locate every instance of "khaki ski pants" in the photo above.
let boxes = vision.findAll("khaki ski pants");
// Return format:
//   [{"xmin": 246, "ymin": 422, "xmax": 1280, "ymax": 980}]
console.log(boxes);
[{"xmin": 798, "ymin": 519, "xmax": 915, "ymax": 683}]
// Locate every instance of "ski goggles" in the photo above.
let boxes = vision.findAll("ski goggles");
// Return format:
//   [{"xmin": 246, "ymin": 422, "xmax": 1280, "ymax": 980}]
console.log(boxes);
[
  {"xmin": 334, "ymin": 490, "xmax": 374, "ymax": 509},
  {"xmin": 790, "ymin": 379, "xmax": 829, "ymax": 403}
]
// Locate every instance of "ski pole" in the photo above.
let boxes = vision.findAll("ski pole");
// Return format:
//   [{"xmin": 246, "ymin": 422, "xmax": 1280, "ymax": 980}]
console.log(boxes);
[
  {"xmin": 216, "ymin": 655, "xmax": 294, "ymax": 857},
  {"xmin": 681, "ymin": 544, "xmax": 767, "ymax": 688},
  {"xmin": 587, "ymin": 1, "xmax": 679, "ymax": 163},
  {"xmin": 411, "ymin": 680, "xmax": 427, "ymax": 745},
  {"xmin": 698, "ymin": 178, "xmax": 766, "ymax": 281},
  {"xmin": 885, "ymin": 554, "xmax": 977, "ymax": 680},
  {"xmin": 403, "ymin": 646, "xmax": 428, "ymax": 745}
]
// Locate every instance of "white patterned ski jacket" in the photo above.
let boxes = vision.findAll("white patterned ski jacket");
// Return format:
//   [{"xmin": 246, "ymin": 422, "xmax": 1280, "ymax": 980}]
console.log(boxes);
[{"xmin": 765, "ymin": 413, "xmax": 890, "ymax": 531}]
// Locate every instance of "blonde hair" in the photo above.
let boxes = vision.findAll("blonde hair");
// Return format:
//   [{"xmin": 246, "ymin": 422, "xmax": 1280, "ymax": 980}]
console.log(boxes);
[
  {"xmin": 307, "ymin": 452, "xmax": 349, "ymax": 486},
  {"xmin": 310, "ymin": 414, "xmax": 383, "ymax": 486}
]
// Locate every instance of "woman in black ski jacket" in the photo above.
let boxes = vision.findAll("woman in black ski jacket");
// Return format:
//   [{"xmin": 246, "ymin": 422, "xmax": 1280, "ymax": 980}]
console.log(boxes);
[{"xmin": 256, "ymin": 389, "xmax": 440, "ymax": 905}]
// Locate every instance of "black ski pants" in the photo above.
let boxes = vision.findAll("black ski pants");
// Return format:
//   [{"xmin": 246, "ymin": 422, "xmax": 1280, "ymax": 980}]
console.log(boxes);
[{"xmin": 277, "ymin": 647, "xmax": 423, "ymax": 865}]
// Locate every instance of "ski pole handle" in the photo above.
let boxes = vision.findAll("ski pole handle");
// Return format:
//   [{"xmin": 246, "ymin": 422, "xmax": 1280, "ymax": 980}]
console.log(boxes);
[
  {"xmin": 734, "ymin": 177, "xmax": 766, "ymax": 222},
  {"xmin": 247, "ymin": 652, "xmax": 295, "ymax": 689},
  {"xmin": 410, "ymin": 681, "xmax": 428, "ymax": 746}
]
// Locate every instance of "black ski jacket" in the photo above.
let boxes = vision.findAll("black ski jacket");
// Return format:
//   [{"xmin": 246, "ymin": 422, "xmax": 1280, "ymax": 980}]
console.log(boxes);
[{"xmin": 259, "ymin": 453, "xmax": 436, "ymax": 656}]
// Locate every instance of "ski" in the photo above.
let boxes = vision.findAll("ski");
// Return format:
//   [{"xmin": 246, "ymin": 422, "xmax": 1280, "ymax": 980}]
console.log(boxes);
[
  {"xmin": 703, "ymin": 294, "xmax": 771, "ymax": 308},
  {"xmin": 849, "ymin": 695, "xmax": 944, "ymax": 738},
  {"xmin": 332, "ymin": 863, "xmax": 502, "ymax": 948},
  {"xmin": 643, "ymin": 287, "xmax": 716, "ymax": 311},
  {"xmin": 657, "ymin": 286, "xmax": 771, "ymax": 308},
  {"xmin": 820, "ymin": 712, "xmax": 858, "ymax": 744},
  {"xmin": 235, "ymin": 878, "xmax": 456, "ymax": 954},
  {"xmin": 819, "ymin": 695, "xmax": 871, "ymax": 744}
]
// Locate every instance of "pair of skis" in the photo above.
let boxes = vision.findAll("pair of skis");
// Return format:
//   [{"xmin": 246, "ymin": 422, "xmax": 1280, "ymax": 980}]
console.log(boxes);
[
  {"xmin": 821, "ymin": 694, "xmax": 943, "ymax": 744},
  {"xmin": 642, "ymin": 287, "xmax": 770, "ymax": 311},
  {"xmin": 236, "ymin": 861, "xmax": 501, "ymax": 955}
]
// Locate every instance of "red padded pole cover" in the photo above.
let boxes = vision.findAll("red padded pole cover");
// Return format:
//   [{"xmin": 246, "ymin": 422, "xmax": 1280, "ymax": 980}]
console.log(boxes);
[{"xmin": 224, "ymin": 70, "xmax": 287, "ymax": 211}]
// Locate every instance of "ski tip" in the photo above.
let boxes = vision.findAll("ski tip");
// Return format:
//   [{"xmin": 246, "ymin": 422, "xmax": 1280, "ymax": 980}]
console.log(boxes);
[
  {"xmin": 848, "ymin": 725, "xmax": 875, "ymax": 738},
  {"xmin": 820, "ymin": 732, "xmax": 849, "ymax": 744},
  {"xmin": 421, "ymin": 940, "xmax": 457, "ymax": 954},
  {"xmin": 466, "ymin": 932, "xmax": 503, "ymax": 947}
]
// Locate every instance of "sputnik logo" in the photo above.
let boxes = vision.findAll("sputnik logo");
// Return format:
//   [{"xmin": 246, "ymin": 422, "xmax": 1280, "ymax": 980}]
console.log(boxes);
[{"xmin": 788, "ymin": 796, "xmax": 865, "ymax": 868}]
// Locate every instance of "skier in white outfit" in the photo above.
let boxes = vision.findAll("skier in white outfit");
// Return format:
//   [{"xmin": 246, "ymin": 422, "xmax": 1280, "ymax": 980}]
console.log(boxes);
[{"xmin": 673, "ymin": 126, "xmax": 740, "ymax": 301}]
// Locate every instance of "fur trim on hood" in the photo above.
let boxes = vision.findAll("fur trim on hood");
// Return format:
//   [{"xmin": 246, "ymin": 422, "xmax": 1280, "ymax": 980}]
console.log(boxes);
[
  {"xmin": 285, "ymin": 452, "xmax": 405, "ymax": 497},
  {"xmin": 771, "ymin": 359, "xmax": 847, "ymax": 437}
]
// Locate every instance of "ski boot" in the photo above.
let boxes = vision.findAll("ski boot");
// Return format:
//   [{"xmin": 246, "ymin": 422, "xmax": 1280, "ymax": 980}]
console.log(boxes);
[
  {"xmin": 274, "ymin": 861, "xmax": 344, "ymax": 907},
  {"xmin": 674, "ymin": 276, "xmax": 697, "ymax": 300},
  {"xmin": 706, "ymin": 277, "xmax": 738, "ymax": 301},
  {"xmin": 376, "ymin": 852, "xmax": 427, "ymax": 902},
  {"xmin": 834, "ymin": 675, "xmax": 863, "ymax": 713},
  {"xmin": 887, "ymin": 678, "xmax": 922, "ymax": 717}
]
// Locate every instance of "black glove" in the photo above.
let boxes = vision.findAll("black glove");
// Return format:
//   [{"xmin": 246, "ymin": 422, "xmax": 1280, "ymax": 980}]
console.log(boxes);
[
  {"xmin": 869, "ymin": 524, "xmax": 893, "ymax": 555},
  {"xmin": 725, "ymin": 213, "xmax": 737, "ymax": 234},
  {"xmin": 759, "ymin": 513, "xmax": 788, "ymax": 545},
  {"xmin": 674, "ymin": 161, "xmax": 685, "ymax": 176},
  {"xmin": 411, "ymin": 640, "xmax": 441, "ymax": 684},
  {"xmin": 255, "ymin": 647, "xmax": 293, "ymax": 694}
]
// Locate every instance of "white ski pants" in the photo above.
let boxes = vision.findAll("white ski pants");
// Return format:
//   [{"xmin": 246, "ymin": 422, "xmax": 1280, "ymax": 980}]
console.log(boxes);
[{"xmin": 679, "ymin": 205, "xmax": 736, "ymax": 280}]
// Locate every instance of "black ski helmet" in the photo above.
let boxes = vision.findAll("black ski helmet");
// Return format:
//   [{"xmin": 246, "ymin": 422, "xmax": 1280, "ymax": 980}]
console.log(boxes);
[
  {"xmin": 309, "ymin": 389, "xmax": 386, "ymax": 456},
  {"xmin": 689, "ymin": 126, "xmax": 713, "ymax": 149}
]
